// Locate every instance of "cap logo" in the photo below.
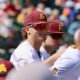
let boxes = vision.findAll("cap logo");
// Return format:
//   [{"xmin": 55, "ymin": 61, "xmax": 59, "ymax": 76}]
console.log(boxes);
[
  {"xmin": 39, "ymin": 13, "xmax": 46, "ymax": 20},
  {"xmin": 0, "ymin": 64, "xmax": 7, "ymax": 73}
]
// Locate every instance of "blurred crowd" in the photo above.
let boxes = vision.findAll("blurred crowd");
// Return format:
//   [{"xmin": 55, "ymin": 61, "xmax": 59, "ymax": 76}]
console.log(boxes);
[{"xmin": 0, "ymin": 0, "xmax": 80, "ymax": 60}]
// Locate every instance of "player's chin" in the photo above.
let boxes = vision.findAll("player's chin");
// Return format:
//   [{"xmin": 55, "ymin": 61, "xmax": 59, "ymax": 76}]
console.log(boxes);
[
  {"xmin": 38, "ymin": 37, "xmax": 46, "ymax": 42},
  {"xmin": 37, "ymin": 33, "xmax": 47, "ymax": 42}
]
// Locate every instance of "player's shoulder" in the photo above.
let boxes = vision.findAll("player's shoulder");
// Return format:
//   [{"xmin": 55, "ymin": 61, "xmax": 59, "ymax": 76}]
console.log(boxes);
[
  {"xmin": 12, "ymin": 41, "xmax": 33, "ymax": 56},
  {"xmin": 16, "ymin": 40, "xmax": 32, "ymax": 50}
]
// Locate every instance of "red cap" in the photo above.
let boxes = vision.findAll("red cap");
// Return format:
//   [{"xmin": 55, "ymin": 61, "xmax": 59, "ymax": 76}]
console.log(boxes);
[
  {"xmin": 24, "ymin": 10, "xmax": 47, "ymax": 27},
  {"xmin": 0, "ymin": 60, "xmax": 13, "ymax": 80},
  {"xmin": 48, "ymin": 20, "xmax": 64, "ymax": 34}
]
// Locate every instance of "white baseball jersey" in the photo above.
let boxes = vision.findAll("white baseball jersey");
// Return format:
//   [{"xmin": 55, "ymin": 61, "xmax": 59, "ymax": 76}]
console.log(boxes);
[
  {"xmin": 10, "ymin": 40, "xmax": 40, "ymax": 70},
  {"xmin": 40, "ymin": 47, "xmax": 50, "ymax": 61},
  {"xmin": 50, "ymin": 46, "xmax": 80, "ymax": 80}
]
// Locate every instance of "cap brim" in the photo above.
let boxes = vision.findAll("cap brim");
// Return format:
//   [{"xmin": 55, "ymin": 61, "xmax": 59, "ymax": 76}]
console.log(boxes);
[
  {"xmin": 48, "ymin": 31, "xmax": 64, "ymax": 34},
  {"xmin": 53, "ymin": 32, "xmax": 64, "ymax": 34},
  {"xmin": 34, "ymin": 21, "xmax": 48, "ymax": 25}
]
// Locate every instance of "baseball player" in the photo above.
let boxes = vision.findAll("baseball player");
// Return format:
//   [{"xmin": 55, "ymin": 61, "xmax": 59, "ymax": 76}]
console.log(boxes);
[
  {"xmin": 50, "ymin": 28, "xmax": 80, "ymax": 80},
  {"xmin": 10, "ymin": 10, "xmax": 49, "ymax": 70},
  {"xmin": 40, "ymin": 20, "xmax": 67, "ymax": 66},
  {"xmin": 10, "ymin": 10, "xmax": 66, "ymax": 70},
  {"xmin": 40, "ymin": 20, "xmax": 64, "ymax": 60}
]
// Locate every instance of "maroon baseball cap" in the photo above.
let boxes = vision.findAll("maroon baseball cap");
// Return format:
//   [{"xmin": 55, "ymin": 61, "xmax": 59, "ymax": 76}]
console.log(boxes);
[
  {"xmin": 24, "ymin": 10, "xmax": 48, "ymax": 27},
  {"xmin": 48, "ymin": 20, "xmax": 64, "ymax": 34},
  {"xmin": 0, "ymin": 60, "xmax": 13, "ymax": 80}
]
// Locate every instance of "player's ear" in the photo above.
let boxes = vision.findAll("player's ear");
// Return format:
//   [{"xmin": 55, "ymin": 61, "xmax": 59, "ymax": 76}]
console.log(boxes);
[
  {"xmin": 24, "ymin": 27, "xmax": 28, "ymax": 32},
  {"xmin": 25, "ymin": 28, "xmax": 30, "ymax": 35},
  {"xmin": 22, "ymin": 28, "xmax": 28, "ymax": 39}
]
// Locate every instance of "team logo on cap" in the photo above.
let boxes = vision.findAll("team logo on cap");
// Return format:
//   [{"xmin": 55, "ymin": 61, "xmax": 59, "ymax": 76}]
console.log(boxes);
[
  {"xmin": 39, "ymin": 13, "xmax": 46, "ymax": 20},
  {"xmin": 0, "ymin": 64, "xmax": 7, "ymax": 73}
]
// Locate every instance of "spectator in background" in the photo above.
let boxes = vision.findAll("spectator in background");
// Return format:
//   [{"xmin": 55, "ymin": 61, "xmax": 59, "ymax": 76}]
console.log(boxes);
[
  {"xmin": 59, "ymin": 8, "xmax": 71, "ymax": 32},
  {"xmin": 44, "ymin": 7, "xmax": 52, "ymax": 18},
  {"xmin": 0, "ymin": 10, "xmax": 13, "ymax": 38},
  {"xmin": 75, "ymin": 0, "xmax": 80, "ymax": 10},
  {"xmin": 0, "ymin": 0, "xmax": 6, "ymax": 10},
  {"xmin": 53, "ymin": 0, "xmax": 66, "ymax": 13},
  {"xmin": 4, "ymin": 29, "xmax": 18, "ymax": 51},
  {"xmin": 36, "ymin": 3, "xmax": 45, "ymax": 12},
  {"xmin": 68, "ymin": 10, "xmax": 80, "ymax": 35},
  {"xmin": 48, "ymin": 9, "xmax": 60, "ymax": 20},
  {"xmin": 16, "ymin": 5, "xmax": 35, "ymax": 24},
  {"xmin": 65, "ymin": 0, "xmax": 74, "ymax": 9},
  {"xmin": 40, "ymin": 0, "xmax": 54, "ymax": 9},
  {"xmin": 65, "ymin": 0, "xmax": 75, "ymax": 23},
  {"xmin": 4, "ymin": 0, "xmax": 21, "ymax": 16}
]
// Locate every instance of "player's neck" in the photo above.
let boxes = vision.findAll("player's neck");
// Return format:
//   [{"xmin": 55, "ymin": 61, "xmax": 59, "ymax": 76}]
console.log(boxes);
[
  {"xmin": 41, "ymin": 42, "xmax": 51, "ymax": 53},
  {"xmin": 27, "ymin": 39, "xmax": 41, "ymax": 52}
]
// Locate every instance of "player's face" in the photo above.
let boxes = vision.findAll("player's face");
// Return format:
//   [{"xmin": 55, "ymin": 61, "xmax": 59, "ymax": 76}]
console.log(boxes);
[
  {"xmin": 45, "ymin": 33, "xmax": 63, "ymax": 48},
  {"xmin": 27, "ymin": 23, "xmax": 49, "ymax": 42}
]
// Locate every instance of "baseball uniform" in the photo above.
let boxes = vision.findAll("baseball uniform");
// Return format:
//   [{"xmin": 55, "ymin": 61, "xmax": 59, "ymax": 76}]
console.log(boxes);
[
  {"xmin": 50, "ymin": 46, "xmax": 80, "ymax": 80},
  {"xmin": 40, "ymin": 47, "xmax": 50, "ymax": 61},
  {"xmin": 10, "ymin": 40, "xmax": 40, "ymax": 70},
  {"xmin": 10, "ymin": 10, "xmax": 48, "ymax": 70}
]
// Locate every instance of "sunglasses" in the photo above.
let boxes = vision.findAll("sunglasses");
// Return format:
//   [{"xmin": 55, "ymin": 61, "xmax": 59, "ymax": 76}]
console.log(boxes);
[
  {"xmin": 35, "ymin": 23, "xmax": 49, "ymax": 31},
  {"xmin": 49, "ymin": 33, "xmax": 63, "ymax": 40},
  {"xmin": 27, "ymin": 23, "xmax": 49, "ymax": 31}
]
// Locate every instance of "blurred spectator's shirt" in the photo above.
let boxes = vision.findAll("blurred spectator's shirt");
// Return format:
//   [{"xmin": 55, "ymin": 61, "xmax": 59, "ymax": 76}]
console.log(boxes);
[
  {"xmin": 40, "ymin": 47, "xmax": 50, "ymax": 61},
  {"xmin": 59, "ymin": 15, "xmax": 69, "ymax": 31},
  {"xmin": 10, "ymin": 40, "xmax": 40, "ymax": 70},
  {"xmin": 50, "ymin": 47, "xmax": 80, "ymax": 80},
  {"xmin": 68, "ymin": 21, "xmax": 80, "ymax": 35},
  {"xmin": 75, "ymin": 2, "xmax": 80, "ymax": 10}
]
